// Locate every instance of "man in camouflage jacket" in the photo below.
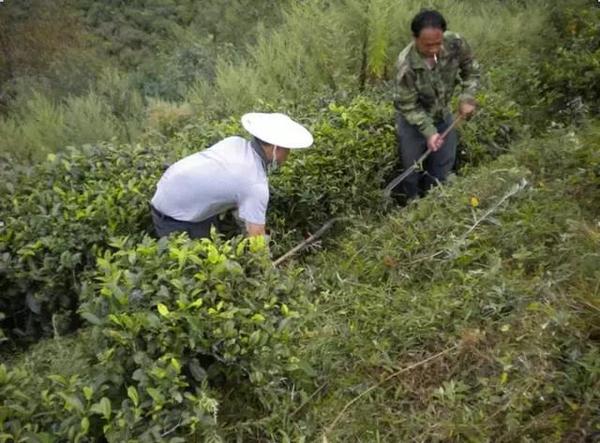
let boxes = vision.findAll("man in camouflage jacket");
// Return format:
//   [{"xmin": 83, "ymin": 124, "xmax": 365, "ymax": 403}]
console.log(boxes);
[{"xmin": 394, "ymin": 9, "xmax": 480, "ymax": 199}]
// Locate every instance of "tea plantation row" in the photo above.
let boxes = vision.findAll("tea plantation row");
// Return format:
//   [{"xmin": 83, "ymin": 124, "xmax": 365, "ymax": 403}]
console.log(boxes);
[
  {"xmin": 1, "ymin": 121, "xmax": 598, "ymax": 441},
  {"xmin": 0, "ymin": 97, "xmax": 400, "ymax": 344}
]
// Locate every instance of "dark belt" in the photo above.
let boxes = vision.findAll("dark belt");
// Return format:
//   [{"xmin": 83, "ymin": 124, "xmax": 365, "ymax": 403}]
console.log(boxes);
[{"xmin": 150, "ymin": 204, "xmax": 179, "ymax": 222}]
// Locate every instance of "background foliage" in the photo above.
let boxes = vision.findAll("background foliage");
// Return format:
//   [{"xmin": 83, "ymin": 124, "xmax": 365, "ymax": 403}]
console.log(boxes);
[
  {"xmin": 1, "ymin": 0, "xmax": 599, "ymax": 441},
  {"xmin": 0, "ymin": 0, "xmax": 561, "ymax": 160}
]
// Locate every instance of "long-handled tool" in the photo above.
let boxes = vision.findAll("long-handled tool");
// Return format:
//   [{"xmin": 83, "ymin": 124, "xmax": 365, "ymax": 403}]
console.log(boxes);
[
  {"xmin": 383, "ymin": 114, "xmax": 463, "ymax": 199},
  {"xmin": 273, "ymin": 115, "xmax": 465, "ymax": 266}
]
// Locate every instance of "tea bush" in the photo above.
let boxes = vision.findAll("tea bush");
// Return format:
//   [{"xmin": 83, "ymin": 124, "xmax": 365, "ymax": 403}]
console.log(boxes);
[
  {"xmin": 0, "ymin": 96, "xmax": 399, "ymax": 344},
  {"xmin": 1, "ymin": 234, "xmax": 315, "ymax": 441},
  {"xmin": 80, "ymin": 234, "xmax": 314, "ymax": 397},
  {"xmin": 0, "ymin": 143, "xmax": 166, "ymax": 343},
  {"xmin": 537, "ymin": 4, "xmax": 600, "ymax": 118},
  {"xmin": 2, "ymin": 82, "xmax": 590, "ymax": 345},
  {"xmin": 454, "ymin": 86, "xmax": 522, "ymax": 169},
  {"xmin": 1, "ymin": 1, "xmax": 598, "ymax": 440},
  {"xmin": 510, "ymin": 1, "xmax": 600, "ymax": 128},
  {"xmin": 2, "ymin": 121, "xmax": 598, "ymax": 440},
  {"xmin": 268, "ymin": 97, "xmax": 397, "ymax": 238}
]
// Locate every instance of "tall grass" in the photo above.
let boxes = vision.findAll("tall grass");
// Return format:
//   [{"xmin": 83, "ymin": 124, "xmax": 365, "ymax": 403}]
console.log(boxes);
[
  {"xmin": 202, "ymin": 0, "xmax": 551, "ymax": 117},
  {"xmin": 365, "ymin": 0, "xmax": 394, "ymax": 82},
  {"xmin": 0, "ymin": 92, "xmax": 66, "ymax": 161},
  {"xmin": 0, "ymin": 69, "xmax": 144, "ymax": 161},
  {"xmin": 0, "ymin": 92, "xmax": 121, "ymax": 161},
  {"xmin": 95, "ymin": 68, "xmax": 144, "ymax": 142},
  {"xmin": 0, "ymin": 0, "xmax": 552, "ymax": 161}
]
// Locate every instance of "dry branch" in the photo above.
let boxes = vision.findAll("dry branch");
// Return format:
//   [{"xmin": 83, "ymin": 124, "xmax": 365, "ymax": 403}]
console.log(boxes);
[{"xmin": 273, "ymin": 217, "xmax": 349, "ymax": 267}]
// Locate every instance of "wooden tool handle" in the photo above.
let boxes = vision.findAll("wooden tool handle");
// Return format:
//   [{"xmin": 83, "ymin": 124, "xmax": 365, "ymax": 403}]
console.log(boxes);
[{"xmin": 440, "ymin": 114, "xmax": 463, "ymax": 140}]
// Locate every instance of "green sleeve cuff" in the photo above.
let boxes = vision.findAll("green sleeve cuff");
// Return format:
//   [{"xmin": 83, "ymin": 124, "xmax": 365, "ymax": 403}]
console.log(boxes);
[
  {"xmin": 459, "ymin": 93, "xmax": 476, "ymax": 104},
  {"xmin": 422, "ymin": 124, "xmax": 437, "ymax": 139}
]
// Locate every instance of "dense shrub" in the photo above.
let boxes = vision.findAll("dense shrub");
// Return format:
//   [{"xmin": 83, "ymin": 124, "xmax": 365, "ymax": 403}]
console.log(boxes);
[
  {"xmin": 3, "ymin": 122, "xmax": 597, "ymax": 441},
  {"xmin": 0, "ymin": 96, "xmax": 399, "ymax": 344},
  {"xmin": 0, "ymin": 143, "xmax": 165, "ymax": 342},
  {"xmin": 536, "ymin": 4, "xmax": 600, "ymax": 119},
  {"xmin": 455, "ymin": 86, "xmax": 522, "ymax": 169},
  {"xmin": 145, "ymin": 99, "xmax": 195, "ymax": 142},
  {"xmin": 269, "ymin": 98, "xmax": 397, "ymax": 238},
  {"xmin": 1, "ymin": 235, "xmax": 314, "ymax": 441},
  {"xmin": 510, "ymin": 1, "xmax": 600, "ymax": 128},
  {"xmin": 80, "ymin": 234, "xmax": 313, "ymax": 396},
  {"xmin": 1, "ymin": 1, "xmax": 598, "ymax": 440}
]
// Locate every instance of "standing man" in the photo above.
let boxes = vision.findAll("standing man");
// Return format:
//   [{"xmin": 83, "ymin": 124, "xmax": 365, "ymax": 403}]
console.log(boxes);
[
  {"xmin": 150, "ymin": 112, "xmax": 313, "ymax": 239},
  {"xmin": 394, "ymin": 9, "xmax": 480, "ymax": 200}
]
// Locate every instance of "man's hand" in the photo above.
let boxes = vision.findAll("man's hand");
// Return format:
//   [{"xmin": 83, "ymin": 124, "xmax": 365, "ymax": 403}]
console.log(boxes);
[
  {"xmin": 459, "ymin": 99, "xmax": 476, "ymax": 118},
  {"xmin": 246, "ymin": 222, "xmax": 266, "ymax": 237},
  {"xmin": 427, "ymin": 133, "xmax": 444, "ymax": 152}
]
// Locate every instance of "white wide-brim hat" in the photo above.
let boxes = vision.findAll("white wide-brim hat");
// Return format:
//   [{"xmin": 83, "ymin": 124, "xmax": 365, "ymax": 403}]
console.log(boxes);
[{"xmin": 241, "ymin": 112, "xmax": 313, "ymax": 149}]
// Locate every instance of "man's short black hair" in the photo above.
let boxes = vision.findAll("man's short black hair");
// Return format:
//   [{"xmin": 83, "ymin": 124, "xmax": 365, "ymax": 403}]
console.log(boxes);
[{"xmin": 411, "ymin": 10, "xmax": 447, "ymax": 37}]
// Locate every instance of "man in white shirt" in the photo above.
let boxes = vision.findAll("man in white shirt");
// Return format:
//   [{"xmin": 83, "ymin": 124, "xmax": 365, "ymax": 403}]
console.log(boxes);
[{"xmin": 150, "ymin": 112, "xmax": 313, "ymax": 239}]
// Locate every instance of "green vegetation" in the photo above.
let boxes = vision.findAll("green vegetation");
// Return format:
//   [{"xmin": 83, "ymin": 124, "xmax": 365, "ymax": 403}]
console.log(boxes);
[
  {"xmin": 1, "ymin": 0, "xmax": 599, "ymax": 441},
  {"xmin": 0, "ymin": 0, "xmax": 287, "ymax": 160},
  {"xmin": 0, "ymin": 98, "xmax": 396, "ymax": 344},
  {"xmin": 302, "ymin": 125, "xmax": 600, "ymax": 441},
  {"xmin": 2, "ymin": 123, "xmax": 598, "ymax": 440},
  {"xmin": 0, "ymin": 0, "xmax": 550, "ymax": 161},
  {"xmin": 2, "ymin": 235, "xmax": 314, "ymax": 441}
]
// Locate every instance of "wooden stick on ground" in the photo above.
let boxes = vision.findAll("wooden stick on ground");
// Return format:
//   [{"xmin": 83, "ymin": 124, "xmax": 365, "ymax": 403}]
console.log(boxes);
[{"xmin": 272, "ymin": 217, "xmax": 347, "ymax": 267}]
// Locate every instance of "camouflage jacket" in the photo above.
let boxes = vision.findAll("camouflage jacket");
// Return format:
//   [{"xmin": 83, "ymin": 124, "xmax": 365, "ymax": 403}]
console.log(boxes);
[{"xmin": 394, "ymin": 31, "xmax": 480, "ymax": 138}]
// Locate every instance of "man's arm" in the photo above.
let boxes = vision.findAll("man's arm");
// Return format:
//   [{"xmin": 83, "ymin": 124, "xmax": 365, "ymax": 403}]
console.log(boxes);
[
  {"xmin": 394, "ymin": 66, "xmax": 438, "ymax": 140},
  {"xmin": 238, "ymin": 183, "xmax": 269, "ymax": 238},
  {"xmin": 245, "ymin": 222, "xmax": 266, "ymax": 237},
  {"xmin": 457, "ymin": 37, "xmax": 481, "ymax": 116}
]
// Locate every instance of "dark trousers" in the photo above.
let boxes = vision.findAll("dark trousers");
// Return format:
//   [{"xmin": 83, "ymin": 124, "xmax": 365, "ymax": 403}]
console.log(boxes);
[
  {"xmin": 395, "ymin": 114, "xmax": 457, "ymax": 199},
  {"xmin": 151, "ymin": 205, "xmax": 220, "ymax": 239}
]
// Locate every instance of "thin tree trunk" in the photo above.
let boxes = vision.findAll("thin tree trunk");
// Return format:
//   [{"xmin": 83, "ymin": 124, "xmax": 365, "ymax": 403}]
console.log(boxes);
[
  {"xmin": 0, "ymin": 16, "xmax": 15, "ymax": 113},
  {"xmin": 358, "ymin": 37, "xmax": 367, "ymax": 92},
  {"xmin": 0, "ymin": 3, "xmax": 16, "ymax": 78}
]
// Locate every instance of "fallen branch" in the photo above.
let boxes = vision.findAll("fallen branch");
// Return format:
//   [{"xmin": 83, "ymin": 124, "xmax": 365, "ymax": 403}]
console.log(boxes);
[
  {"xmin": 273, "ymin": 217, "xmax": 348, "ymax": 267},
  {"xmin": 290, "ymin": 381, "xmax": 329, "ymax": 417},
  {"xmin": 409, "ymin": 178, "xmax": 528, "ymax": 265},
  {"xmin": 460, "ymin": 178, "xmax": 528, "ymax": 240},
  {"xmin": 160, "ymin": 419, "xmax": 183, "ymax": 438}
]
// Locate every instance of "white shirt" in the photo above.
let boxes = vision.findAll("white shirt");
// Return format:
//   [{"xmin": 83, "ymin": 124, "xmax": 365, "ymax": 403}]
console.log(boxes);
[{"xmin": 151, "ymin": 136, "xmax": 269, "ymax": 224}]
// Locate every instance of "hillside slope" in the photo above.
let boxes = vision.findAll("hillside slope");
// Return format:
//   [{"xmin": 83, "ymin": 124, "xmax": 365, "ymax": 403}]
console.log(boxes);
[{"xmin": 2, "ymin": 122, "xmax": 598, "ymax": 441}]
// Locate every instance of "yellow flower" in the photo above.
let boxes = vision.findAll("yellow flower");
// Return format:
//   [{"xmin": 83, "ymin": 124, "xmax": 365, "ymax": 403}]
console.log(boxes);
[{"xmin": 470, "ymin": 196, "xmax": 480, "ymax": 208}]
